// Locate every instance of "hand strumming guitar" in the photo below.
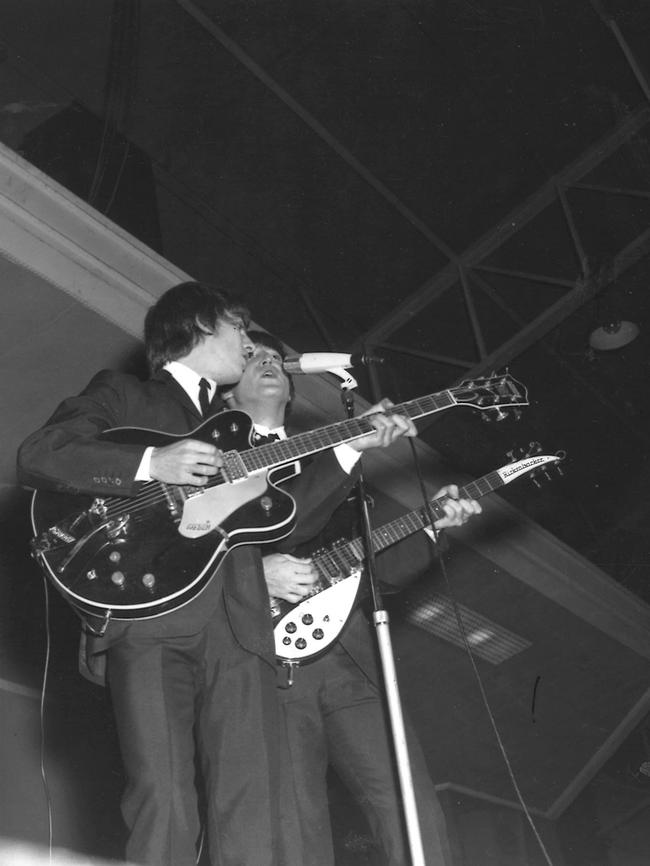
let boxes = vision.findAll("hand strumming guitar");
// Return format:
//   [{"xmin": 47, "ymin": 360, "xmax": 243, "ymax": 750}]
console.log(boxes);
[{"xmin": 149, "ymin": 440, "xmax": 224, "ymax": 485}]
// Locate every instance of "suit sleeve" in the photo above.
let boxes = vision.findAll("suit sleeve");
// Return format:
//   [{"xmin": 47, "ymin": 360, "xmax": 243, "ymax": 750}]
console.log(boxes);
[{"xmin": 16, "ymin": 370, "xmax": 146, "ymax": 497}]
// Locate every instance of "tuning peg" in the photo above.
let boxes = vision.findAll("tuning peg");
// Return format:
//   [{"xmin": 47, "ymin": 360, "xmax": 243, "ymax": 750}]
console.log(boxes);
[
  {"xmin": 482, "ymin": 408, "xmax": 508, "ymax": 422},
  {"xmin": 506, "ymin": 448, "xmax": 517, "ymax": 463}
]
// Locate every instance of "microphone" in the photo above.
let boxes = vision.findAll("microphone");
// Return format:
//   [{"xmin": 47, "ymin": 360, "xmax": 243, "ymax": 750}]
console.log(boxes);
[{"xmin": 282, "ymin": 352, "xmax": 383, "ymax": 374}]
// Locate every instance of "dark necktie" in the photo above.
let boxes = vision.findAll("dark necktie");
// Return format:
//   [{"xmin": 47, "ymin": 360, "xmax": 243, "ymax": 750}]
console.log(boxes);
[
  {"xmin": 252, "ymin": 430, "xmax": 281, "ymax": 446},
  {"xmin": 198, "ymin": 378, "xmax": 212, "ymax": 418}
]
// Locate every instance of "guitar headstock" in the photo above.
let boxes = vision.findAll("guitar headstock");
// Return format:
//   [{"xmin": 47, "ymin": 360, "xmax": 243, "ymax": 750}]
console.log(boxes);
[
  {"xmin": 505, "ymin": 441, "xmax": 566, "ymax": 487},
  {"xmin": 451, "ymin": 373, "xmax": 528, "ymax": 420}
]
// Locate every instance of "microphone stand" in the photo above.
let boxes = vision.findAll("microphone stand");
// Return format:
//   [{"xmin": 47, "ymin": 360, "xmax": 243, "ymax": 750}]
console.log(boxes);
[{"xmin": 340, "ymin": 382, "xmax": 426, "ymax": 866}]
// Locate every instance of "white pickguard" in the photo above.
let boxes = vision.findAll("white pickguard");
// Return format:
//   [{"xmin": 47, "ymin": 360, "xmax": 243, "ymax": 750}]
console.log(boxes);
[
  {"xmin": 179, "ymin": 474, "xmax": 267, "ymax": 538},
  {"xmin": 274, "ymin": 571, "xmax": 362, "ymax": 661}
]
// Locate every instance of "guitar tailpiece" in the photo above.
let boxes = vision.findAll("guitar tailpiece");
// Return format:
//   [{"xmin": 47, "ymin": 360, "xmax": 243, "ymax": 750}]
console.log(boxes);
[{"xmin": 279, "ymin": 661, "xmax": 298, "ymax": 689}]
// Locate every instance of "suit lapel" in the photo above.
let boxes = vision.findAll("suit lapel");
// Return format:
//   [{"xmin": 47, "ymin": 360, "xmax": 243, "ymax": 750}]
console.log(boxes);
[
  {"xmin": 154, "ymin": 369, "xmax": 227, "ymax": 425},
  {"xmin": 154, "ymin": 369, "xmax": 203, "ymax": 424}
]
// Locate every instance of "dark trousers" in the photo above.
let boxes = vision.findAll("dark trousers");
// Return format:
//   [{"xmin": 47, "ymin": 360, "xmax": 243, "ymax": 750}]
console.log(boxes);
[
  {"xmin": 107, "ymin": 601, "xmax": 282, "ymax": 866},
  {"xmin": 279, "ymin": 643, "xmax": 451, "ymax": 866}
]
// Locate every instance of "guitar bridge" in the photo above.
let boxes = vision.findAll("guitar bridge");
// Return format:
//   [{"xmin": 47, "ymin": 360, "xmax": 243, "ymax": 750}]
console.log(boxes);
[{"xmin": 221, "ymin": 450, "xmax": 248, "ymax": 482}]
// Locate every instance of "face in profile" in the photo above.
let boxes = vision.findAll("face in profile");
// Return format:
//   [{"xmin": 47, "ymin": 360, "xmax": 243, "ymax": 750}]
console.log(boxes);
[{"xmin": 201, "ymin": 316, "xmax": 253, "ymax": 384}]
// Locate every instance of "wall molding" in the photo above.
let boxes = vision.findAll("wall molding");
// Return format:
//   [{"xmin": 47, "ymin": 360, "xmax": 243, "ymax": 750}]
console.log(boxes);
[{"xmin": 0, "ymin": 142, "xmax": 189, "ymax": 337}]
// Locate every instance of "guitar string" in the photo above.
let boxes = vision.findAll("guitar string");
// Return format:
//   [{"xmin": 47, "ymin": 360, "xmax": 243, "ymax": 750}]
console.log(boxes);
[
  {"xmin": 56, "ymin": 381, "xmax": 523, "ymax": 535},
  {"xmin": 87, "ymin": 401, "xmax": 451, "ymax": 519},
  {"xmin": 77, "ymin": 463, "xmax": 506, "ymax": 541},
  {"xmin": 308, "ymin": 474, "xmax": 505, "ymax": 590},
  {"xmin": 88, "ymin": 391, "xmax": 472, "ymax": 520}
]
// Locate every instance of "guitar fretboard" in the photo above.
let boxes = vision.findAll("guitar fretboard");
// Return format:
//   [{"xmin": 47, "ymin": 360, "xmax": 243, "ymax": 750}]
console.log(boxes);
[
  {"xmin": 242, "ymin": 390, "xmax": 457, "ymax": 474},
  {"xmin": 311, "ymin": 470, "xmax": 506, "ymax": 581}
]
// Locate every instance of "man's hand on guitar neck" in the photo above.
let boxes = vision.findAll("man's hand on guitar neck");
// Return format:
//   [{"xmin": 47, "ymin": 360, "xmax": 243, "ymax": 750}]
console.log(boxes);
[
  {"xmin": 149, "ymin": 440, "xmax": 224, "ymax": 486},
  {"xmin": 350, "ymin": 398, "xmax": 417, "ymax": 452},
  {"xmin": 432, "ymin": 485, "xmax": 482, "ymax": 528}
]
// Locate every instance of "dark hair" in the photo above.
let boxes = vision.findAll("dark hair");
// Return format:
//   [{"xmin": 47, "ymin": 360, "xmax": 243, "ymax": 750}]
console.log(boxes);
[
  {"xmin": 144, "ymin": 281, "xmax": 249, "ymax": 373},
  {"xmin": 247, "ymin": 330, "xmax": 286, "ymax": 359}
]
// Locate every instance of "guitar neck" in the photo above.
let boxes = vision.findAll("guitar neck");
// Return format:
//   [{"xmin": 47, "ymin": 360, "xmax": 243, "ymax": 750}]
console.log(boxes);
[
  {"xmin": 242, "ymin": 390, "xmax": 457, "ymax": 474},
  {"xmin": 311, "ymin": 455, "xmax": 557, "ymax": 578},
  {"xmin": 237, "ymin": 374, "xmax": 526, "ymax": 476},
  {"xmin": 368, "ymin": 470, "xmax": 506, "ymax": 553}
]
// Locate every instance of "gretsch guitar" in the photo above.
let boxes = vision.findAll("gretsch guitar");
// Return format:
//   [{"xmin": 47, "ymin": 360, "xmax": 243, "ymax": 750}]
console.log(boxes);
[
  {"xmin": 272, "ymin": 447, "xmax": 563, "ymax": 664},
  {"xmin": 30, "ymin": 374, "xmax": 527, "ymax": 622}
]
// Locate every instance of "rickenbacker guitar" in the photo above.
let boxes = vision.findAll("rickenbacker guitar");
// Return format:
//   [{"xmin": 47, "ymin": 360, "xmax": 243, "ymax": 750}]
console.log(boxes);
[
  {"xmin": 272, "ymin": 447, "xmax": 563, "ymax": 664},
  {"xmin": 30, "ymin": 373, "xmax": 527, "ymax": 622}
]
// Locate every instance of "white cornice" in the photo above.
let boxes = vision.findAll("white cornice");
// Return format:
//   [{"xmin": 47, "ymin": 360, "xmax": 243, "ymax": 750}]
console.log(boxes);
[{"xmin": 0, "ymin": 141, "xmax": 189, "ymax": 336}]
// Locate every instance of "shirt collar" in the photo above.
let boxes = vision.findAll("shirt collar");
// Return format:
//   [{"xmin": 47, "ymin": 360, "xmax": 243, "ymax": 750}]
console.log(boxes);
[{"xmin": 164, "ymin": 361, "xmax": 216, "ymax": 412}]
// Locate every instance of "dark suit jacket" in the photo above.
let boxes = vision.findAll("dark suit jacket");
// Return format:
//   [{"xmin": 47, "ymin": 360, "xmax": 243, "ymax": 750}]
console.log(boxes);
[{"xmin": 17, "ymin": 368, "xmax": 359, "ymax": 674}]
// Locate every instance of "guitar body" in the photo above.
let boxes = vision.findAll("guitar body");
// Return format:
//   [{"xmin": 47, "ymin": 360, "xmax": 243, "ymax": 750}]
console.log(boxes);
[
  {"xmin": 31, "ymin": 414, "xmax": 296, "ymax": 620},
  {"xmin": 273, "ymin": 571, "xmax": 363, "ymax": 662}
]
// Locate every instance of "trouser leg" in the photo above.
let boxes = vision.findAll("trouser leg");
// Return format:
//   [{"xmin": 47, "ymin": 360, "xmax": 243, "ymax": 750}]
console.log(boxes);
[
  {"xmin": 107, "ymin": 635, "xmax": 200, "ymax": 866},
  {"xmin": 279, "ymin": 666, "xmax": 335, "ymax": 866},
  {"xmin": 108, "ymin": 609, "xmax": 284, "ymax": 866},
  {"xmin": 196, "ymin": 627, "xmax": 282, "ymax": 866},
  {"xmin": 323, "ymin": 647, "xmax": 452, "ymax": 866}
]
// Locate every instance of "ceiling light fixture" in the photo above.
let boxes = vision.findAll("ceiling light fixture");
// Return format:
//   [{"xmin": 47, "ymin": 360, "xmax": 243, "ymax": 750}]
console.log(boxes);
[{"xmin": 588, "ymin": 320, "xmax": 640, "ymax": 351}]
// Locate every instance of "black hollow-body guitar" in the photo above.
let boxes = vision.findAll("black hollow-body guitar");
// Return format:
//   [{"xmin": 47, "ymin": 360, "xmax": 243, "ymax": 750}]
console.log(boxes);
[
  {"xmin": 30, "ymin": 374, "xmax": 527, "ymax": 621},
  {"xmin": 272, "ymin": 449, "xmax": 562, "ymax": 663}
]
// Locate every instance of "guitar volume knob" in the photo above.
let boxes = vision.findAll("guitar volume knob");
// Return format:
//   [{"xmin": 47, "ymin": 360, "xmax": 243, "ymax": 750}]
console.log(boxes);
[
  {"xmin": 111, "ymin": 571, "xmax": 126, "ymax": 588},
  {"xmin": 142, "ymin": 573, "xmax": 156, "ymax": 590},
  {"xmin": 260, "ymin": 496, "xmax": 273, "ymax": 514}
]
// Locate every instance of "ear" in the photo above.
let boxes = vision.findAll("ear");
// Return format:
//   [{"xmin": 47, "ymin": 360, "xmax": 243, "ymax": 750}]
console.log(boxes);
[{"xmin": 194, "ymin": 314, "xmax": 214, "ymax": 336}]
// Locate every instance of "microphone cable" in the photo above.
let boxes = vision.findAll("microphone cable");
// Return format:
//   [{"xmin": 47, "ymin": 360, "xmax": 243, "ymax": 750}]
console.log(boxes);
[
  {"xmin": 39, "ymin": 572, "xmax": 55, "ymax": 865},
  {"xmin": 377, "ymin": 356, "xmax": 556, "ymax": 866},
  {"xmin": 407, "ymin": 434, "xmax": 556, "ymax": 866}
]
